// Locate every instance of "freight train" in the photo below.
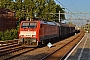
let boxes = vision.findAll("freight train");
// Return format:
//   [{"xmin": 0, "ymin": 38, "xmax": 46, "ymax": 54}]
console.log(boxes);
[{"xmin": 18, "ymin": 19, "xmax": 76, "ymax": 47}]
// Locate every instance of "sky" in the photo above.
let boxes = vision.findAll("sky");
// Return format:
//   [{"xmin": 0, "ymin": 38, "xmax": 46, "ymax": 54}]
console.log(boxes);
[
  {"xmin": 55, "ymin": 0, "xmax": 90, "ymax": 12},
  {"xmin": 54, "ymin": 0, "xmax": 90, "ymax": 27}
]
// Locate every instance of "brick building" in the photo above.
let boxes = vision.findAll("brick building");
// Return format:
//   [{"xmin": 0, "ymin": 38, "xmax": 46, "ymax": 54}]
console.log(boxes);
[{"xmin": 0, "ymin": 8, "xmax": 16, "ymax": 31}]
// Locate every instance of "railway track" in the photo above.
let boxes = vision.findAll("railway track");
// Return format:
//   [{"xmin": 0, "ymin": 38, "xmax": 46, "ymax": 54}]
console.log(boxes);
[
  {"xmin": 0, "ymin": 40, "xmax": 37, "ymax": 60},
  {"xmin": 41, "ymin": 31, "xmax": 84, "ymax": 60},
  {"xmin": 10, "ymin": 32, "xmax": 84, "ymax": 60},
  {"xmin": 0, "ymin": 31, "xmax": 84, "ymax": 60}
]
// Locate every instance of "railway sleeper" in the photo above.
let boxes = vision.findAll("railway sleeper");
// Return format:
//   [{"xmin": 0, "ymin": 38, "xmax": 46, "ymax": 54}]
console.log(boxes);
[
  {"xmin": 0, "ymin": 46, "xmax": 23, "ymax": 57},
  {"xmin": 0, "ymin": 46, "xmax": 23, "ymax": 54},
  {"xmin": 3, "ymin": 48, "xmax": 34, "ymax": 60},
  {"xmin": 0, "ymin": 44, "xmax": 20, "ymax": 50}
]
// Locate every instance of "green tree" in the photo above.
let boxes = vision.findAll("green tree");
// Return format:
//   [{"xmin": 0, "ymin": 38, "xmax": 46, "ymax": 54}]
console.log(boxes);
[
  {"xmin": 23, "ymin": 0, "xmax": 36, "ymax": 20},
  {"xmin": 56, "ymin": 4, "xmax": 65, "ymax": 22},
  {"xmin": 46, "ymin": 0, "xmax": 57, "ymax": 21},
  {"xmin": 0, "ymin": 0, "xmax": 13, "ymax": 8},
  {"xmin": 34, "ymin": 0, "xmax": 57, "ymax": 21},
  {"xmin": 14, "ymin": 0, "xmax": 24, "ymax": 21},
  {"xmin": 0, "ymin": 0, "xmax": 65, "ymax": 22},
  {"xmin": 34, "ymin": 0, "xmax": 46, "ymax": 19},
  {"xmin": 42, "ymin": 0, "xmax": 56, "ymax": 21}
]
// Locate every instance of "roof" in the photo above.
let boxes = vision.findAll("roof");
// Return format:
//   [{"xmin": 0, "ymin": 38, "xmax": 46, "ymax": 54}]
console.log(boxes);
[
  {"xmin": 21, "ymin": 20, "xmax": 56, "ymax": 26},
  {"xmin": 0, "ymin": 8, "xmax": 15, "ymax": 14}
]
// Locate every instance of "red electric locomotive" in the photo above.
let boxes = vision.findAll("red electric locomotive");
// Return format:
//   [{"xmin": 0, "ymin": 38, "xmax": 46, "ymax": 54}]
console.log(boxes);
[{"xmin": 18, "ymin": 20, "xmax": 59, "ymax": 47}]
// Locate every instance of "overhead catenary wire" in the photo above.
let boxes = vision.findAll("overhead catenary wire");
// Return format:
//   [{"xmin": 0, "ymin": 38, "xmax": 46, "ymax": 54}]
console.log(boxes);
[
  {"xmin": 71, "ymin": 0, "xmax": 83, "ymax": 27},
  {"xmin": 56, "ymin": 0, "xmax": 80, "ymax": 19},
  {"xmin": 56, "ymin": 0, "xmax": 83, "ymax": 27},
  {"xmin": 71, "ymin": 0, "xmax": 79, "ymax": 12}
]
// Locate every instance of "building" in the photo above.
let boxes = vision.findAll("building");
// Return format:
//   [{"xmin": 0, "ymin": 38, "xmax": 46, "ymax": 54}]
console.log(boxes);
[{"xmin": 0, "ymin": 8, "xmax": 16, "ymax": 31}]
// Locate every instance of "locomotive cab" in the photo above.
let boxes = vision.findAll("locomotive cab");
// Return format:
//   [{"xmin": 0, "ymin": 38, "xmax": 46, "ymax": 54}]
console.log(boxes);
[{"xmin": 19, "ymin": 21, "xmax": 40, "ymax": 47}]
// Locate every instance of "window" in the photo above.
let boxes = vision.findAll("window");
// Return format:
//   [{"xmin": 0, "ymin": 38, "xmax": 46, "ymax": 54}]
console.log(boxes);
[
  {"xmin": 22, "ymin": 22, "xmax": 37, "ymax": 28},
  {"xmin": 22, "ymin": 22, "xmax": 29, "ymax": 28},
  {"xmin": 29, "ymin": 23, "xmax": 37, "ymax": 28}
]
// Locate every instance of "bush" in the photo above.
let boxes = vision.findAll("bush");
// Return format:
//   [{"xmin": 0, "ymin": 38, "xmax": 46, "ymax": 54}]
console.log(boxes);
[
  {"xmin": 0, "ymin": 29, "xmax": 18, "ymax": 40},
  {"xmin": 3, "ymin": 30, "xmax": 11, "ymax": 40},
  {"xmin": 10, "ymin": 29, "xmax": 18, "ymax": 39}
]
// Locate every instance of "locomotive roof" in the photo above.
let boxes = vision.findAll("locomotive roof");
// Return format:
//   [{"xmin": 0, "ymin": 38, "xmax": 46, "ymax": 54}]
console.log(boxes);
[
  {"xmin": 21, "ymin": 21, "xmax": 75, "ymax": 27},
  {"xmin": 21, "ymin": 21, "xmax": 56, "ymax": 26},
  {"xmin": 52, "ymin": 22, "xmax": 73, "ymax": 27},
  {"xmin": 40, "ymin": 21, "xmax": 56, "ymax": 25},
  {"xmin": 51, "ymin": 22, "xmax": 75, "ymax": 27}
]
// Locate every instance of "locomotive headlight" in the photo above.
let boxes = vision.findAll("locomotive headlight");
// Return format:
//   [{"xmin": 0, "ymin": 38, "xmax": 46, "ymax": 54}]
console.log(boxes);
[
  {"xmin": 20, "ymin": 35, "xmax": 24, "ymax": 37},
  {"xmin": 19, "ymin": 32, "xmax": 24, "ymax": 37},
  {"xmin": 19, "ymin": 34, "xmax": 24, "ymax": 37}
]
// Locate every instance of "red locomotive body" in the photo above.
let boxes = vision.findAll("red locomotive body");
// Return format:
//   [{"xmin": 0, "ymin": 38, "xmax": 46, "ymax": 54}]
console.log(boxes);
[{"xmin": 19, "ymin": 20, "xmax": 59, "ymax": 47}]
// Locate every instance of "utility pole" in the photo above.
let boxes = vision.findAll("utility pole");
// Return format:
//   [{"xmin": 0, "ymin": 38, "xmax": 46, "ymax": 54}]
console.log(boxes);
[{"xmin": 59, "ymin": 11, "xmax": 60, "ymax": 22}]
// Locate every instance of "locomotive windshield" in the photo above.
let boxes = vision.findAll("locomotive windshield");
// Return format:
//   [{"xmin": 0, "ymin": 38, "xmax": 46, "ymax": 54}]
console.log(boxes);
[{"xmin": 22, "ymin": 22, "xmax": 37, "ymax": 28}]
